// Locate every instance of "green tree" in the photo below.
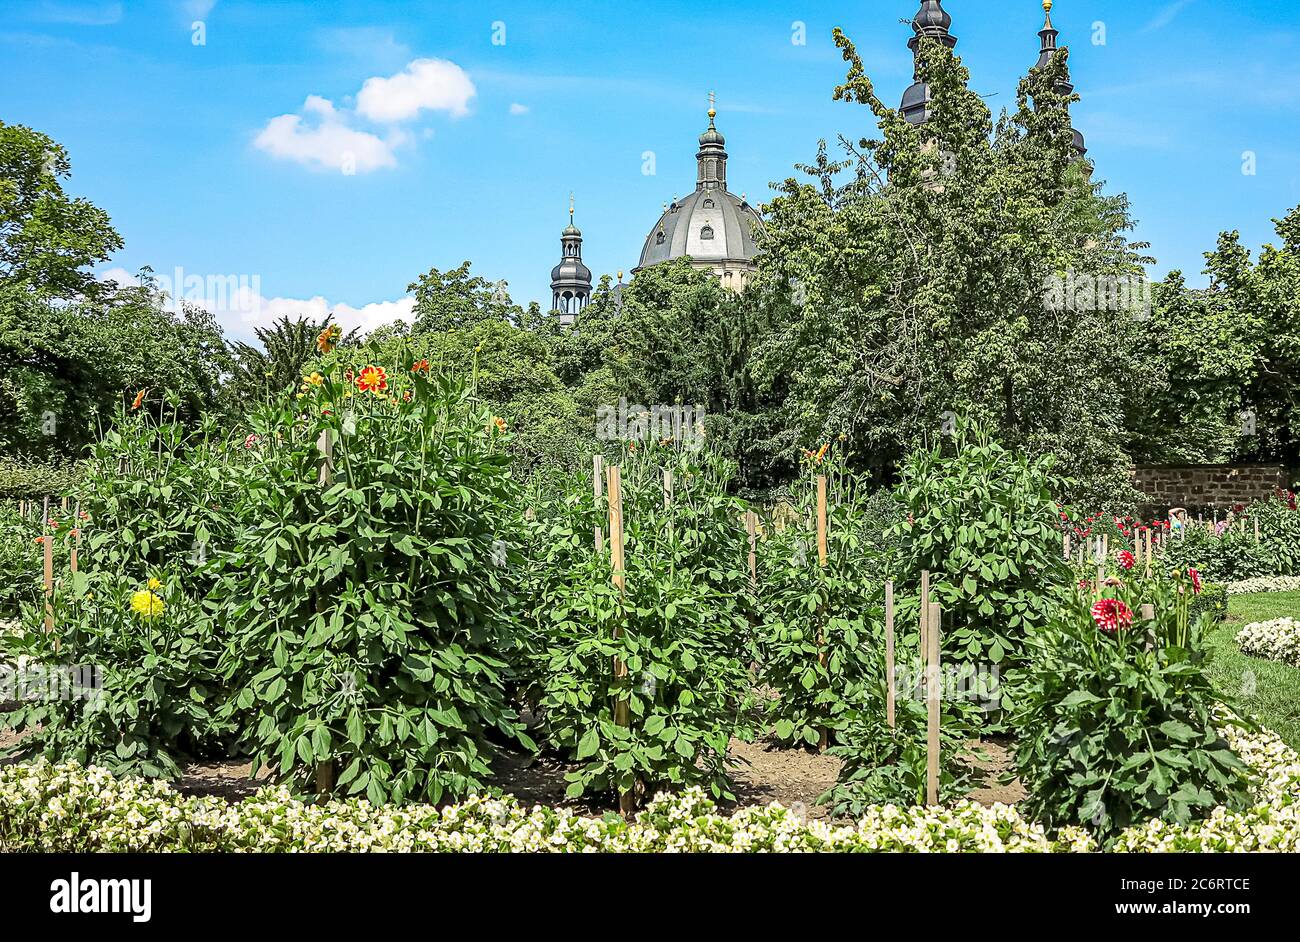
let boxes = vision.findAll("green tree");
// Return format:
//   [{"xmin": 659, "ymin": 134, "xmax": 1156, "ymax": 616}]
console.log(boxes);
[
  {"xmin": 0, "ymin": 121, "xmax": 122, "ymax": 300},
  {"xmin": 749, "ymin": 31, "xmax": 1151, "ymax": 505},
  {"xmin": 408, "ymin": 260, "xmax": 521, "ymax": 333}
]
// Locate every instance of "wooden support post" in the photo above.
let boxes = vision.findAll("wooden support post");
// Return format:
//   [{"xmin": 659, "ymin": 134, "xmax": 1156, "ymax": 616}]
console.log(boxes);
[
  {"xmin": 607, "ymin": 465, "xmax": 633, "ymax": 817},
  {"xmin": 816, "ymin": 474, "xmax": 829, "ymax": 751},
  {"xmin": 592, "ymin": 455, "xmax": 604, "ymax": 554},
  {"xmin": 885, "ymin": 580, "xmax": 896, "ymax": 730},
  {"xmin": 1063, "ymin": 532, "xmax": 1071, "ymax": 561},
  {"xmin": 43, "ymin": 496, "xmax": 54, "ymax": 634},
  {"xmin": 745, "ymin": 510, "xmax": 758, "ymax": 592},
  {"xmin": 1255, "ymin": 518, "xmax": 1261, "ymax": 543},
  {"xmin": 926, "ymin": 601, "xmax": 942, "ymax": 806},
  {"xmin": 662, "ymin": 467, "xmax": 673, "ymax": 509},
  {"xmin": 920, "ymin": 570, "xmax": 931, "ymax": 678}
]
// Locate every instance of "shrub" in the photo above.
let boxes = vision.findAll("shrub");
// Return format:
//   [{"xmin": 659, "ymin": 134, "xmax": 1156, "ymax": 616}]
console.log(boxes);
[
  {"xmin": 1, "ymin": 401, "xmax": 236, "ymax": 774},
  {"xmin": 1190, "ymin": 582, "xmax": 1228, "ymax": 628},
  {"xmin": 755, "ymin": 448, "xmax": 886, "ymax": 748},
  {"xmin": 527, "ymin": 445, "xmax": 754, "ymax": 804},
  {"xmin": 0, "ymin": 455, "xmax": 81, "ymax": 501},
  {"xmin": 892, "ymin": 418, "xmax": 1070, "ymax": 673},
  {"xmin": 1015, "ymin": 568, "xmax": 1253, "ymax": 843},
  {"xmin": 0, "ymin": 566, "xmax": 220, "ymax": 778},
  {"xmin": 210, "ymin": 362, "xmax": 532, "ymax": 805},
  {"xmin": 1236, "ymin": 618, "xmax": 1300, "ymax": 668}
]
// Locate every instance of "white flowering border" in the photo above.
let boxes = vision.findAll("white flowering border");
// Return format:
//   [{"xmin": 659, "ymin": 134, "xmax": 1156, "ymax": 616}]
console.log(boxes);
[
  {"xmin": 1236, "ymin": 618, "xmax": 1300, "ymax": 668},
  {"xmin": 1, "ymin": 724, "xmax": 1298, "ymax": 852},
  {"xmin": 1225, "ymin": 576, "xmax": 1300, "ymax": 596}
]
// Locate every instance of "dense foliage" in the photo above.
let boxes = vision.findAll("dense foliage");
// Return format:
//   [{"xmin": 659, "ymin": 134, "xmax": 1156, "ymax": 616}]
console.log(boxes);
[
  {"xmin": 526, "ymin": 445, "xmax": 754, "ymax": 804},
  {"xmin": 1015, "ymin": 565, "xmax": 1253, "ymax": 843},
  {"xmin": 210, "ymin": 362, "xmax": 532, "ymax": 805},
  {"xmin": 893, "ymin": 419, "xmax": 1070, "ymax": 677}
]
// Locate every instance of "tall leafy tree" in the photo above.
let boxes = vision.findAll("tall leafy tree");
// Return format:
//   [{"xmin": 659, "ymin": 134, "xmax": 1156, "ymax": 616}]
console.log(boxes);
[
  {"xmin": 749, "ymin": 31, "xmax": 1152, "ymax": 505},
  {"xmin": 0, "ymin": 121, "xmax": 122, "ymax": 300}
]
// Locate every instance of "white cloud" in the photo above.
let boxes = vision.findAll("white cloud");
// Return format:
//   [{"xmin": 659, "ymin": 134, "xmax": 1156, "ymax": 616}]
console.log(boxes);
[
  {"xmin": 98, "ymin": 267, "xmax": 415, "ymax": 342},
  {"xmin": 508, "ymin": 102, "xmax": 530, "ymax": 116},
  {"xmin": 356, "ymin": 58, "xmax": 476, "ymax": 123},
  {"xmin": 251, "ymin": 294, "xmax": 417, "ymax": 339},
  {"xmin": 254, "ymin": 96, "xmax": 401, "ymax": 174}
]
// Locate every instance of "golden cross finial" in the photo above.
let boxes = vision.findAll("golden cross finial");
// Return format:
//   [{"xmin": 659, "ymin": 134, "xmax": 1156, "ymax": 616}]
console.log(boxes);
[
  {"xmin": 708, "ymin": 90, "xmax": 716, "ymax": 121},
  {"xmin": 569, "ymin": 191, "xmax": 574, "ymax": 222},
  {"xmin": 1043, "ymin": 0, "xmax": 1053, "ymax": 11}
]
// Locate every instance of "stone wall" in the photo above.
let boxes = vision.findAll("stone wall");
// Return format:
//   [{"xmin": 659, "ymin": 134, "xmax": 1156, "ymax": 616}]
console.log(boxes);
[{"xmin": 1131, "ymin": 464, "xmax": 1290, "ymax": 517}]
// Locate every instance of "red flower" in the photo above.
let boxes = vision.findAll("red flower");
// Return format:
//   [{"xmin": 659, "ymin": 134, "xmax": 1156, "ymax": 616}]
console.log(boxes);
[
  {"xmin": 1091, "ymin": 598, "xmax": 1134, "ymax": 634},
  {"xmin": 131, "ymin": 389, "xmax": 147, "ymax": 410},
  {"xmin": 1117, "ymin": 550, "xmax": 1135, "ymax": 571},
  {"xmin": 243, "ymin": 434, "xmax": 259, "ymax": 450},
  {"xmin": 410, "ymin": 359, "xmax": 430, "ymax": 375},
  {"xmin": 356, "ymin": 365, "xmax": 388, "ymax": 395},
  {"xmin": 1189, "ymin": 568, "xmax": 1202, "ymax": 595}
]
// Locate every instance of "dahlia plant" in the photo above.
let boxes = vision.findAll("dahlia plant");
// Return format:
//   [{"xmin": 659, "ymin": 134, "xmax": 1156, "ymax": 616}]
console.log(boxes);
[
  {"xmin": 525, "ymin": 444, "xmax": 754, "ymax": 805},
  {"xmin": 208, "ymin": 359, "xmax": 532, "ymax": 805},
  {"xmin": 1015, "ymin": 563, "xmax": 1252, "ymax": 843}
]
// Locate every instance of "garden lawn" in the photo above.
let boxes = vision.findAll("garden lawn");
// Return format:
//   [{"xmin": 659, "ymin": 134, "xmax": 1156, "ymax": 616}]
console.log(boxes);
[{"xmin": 1207, "ymin": 591, "xmax": 1300, "ymax": 751}]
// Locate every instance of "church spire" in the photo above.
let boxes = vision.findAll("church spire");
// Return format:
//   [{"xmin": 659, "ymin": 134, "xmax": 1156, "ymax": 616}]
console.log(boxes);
[
  {"xmin": 1032, "ymin": 1, "xmax": 1087, "ymax": 158},
  {"xmin": 696, "ymin": 91, "xmax": 728, "ymax": 190},
  {"xmin": 551, "ymin": 195, "xmax": 591, "ymax": 325},
  {"xmin": 901, "ymin": 1, "xmax": 958, "ymax": 125}
]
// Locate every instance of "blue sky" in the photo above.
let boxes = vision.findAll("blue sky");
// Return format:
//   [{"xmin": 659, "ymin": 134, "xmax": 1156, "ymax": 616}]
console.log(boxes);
[{"xmin": 3, "ymin": 0, "xmax": 1299, "ymax": 341}]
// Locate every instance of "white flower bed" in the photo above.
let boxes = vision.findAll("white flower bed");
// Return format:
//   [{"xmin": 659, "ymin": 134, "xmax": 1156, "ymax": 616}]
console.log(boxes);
[
  {"xmin": 1236, "ymin": 618, "xmax": 1300, "ymax": 668},
  {"xmin": 1225, "ymin": 576, "xmax": 1300, "ymax": 596},
  {"xmin": 2, "ymin": 724, "xmax": 1299, "ymax": 852}
]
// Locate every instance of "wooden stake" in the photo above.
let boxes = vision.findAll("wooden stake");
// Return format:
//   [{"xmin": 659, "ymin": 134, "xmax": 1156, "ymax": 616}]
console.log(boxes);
[
  {"xmin": 920, "ymin": 570, "xmax": 931, "ymax": 679},
  {"xmin": 815, "ymin": 474, "xmax": 829, "ymax": 751},
  {"xmin": 43, "ymin": 496, "xmax": 54, "ymax": 634},
  {"xmin": 815, "ymin": 475, "xmax": 828, "ymax": 566},
  {"xmin": 592, "ymin": 455, "xmax": 604, "ymax": 554},
  {"xmin": 926, "ymin": 601, "xmax": 942, "ymax": 807},
  {"xmin": 607, "ymin": 465, "xmax": 633, "ymax": 817},
  {"xmin": 1255, "ymin": 518, "xmax": 1261, "ymax": 543},
  {"xmin": 662, "ymin": 467, "xmax": 673, "ymax": 509},
  {"xmin": 885, "ymin": 580, "xmax": 896, "ymax": 730},
  {"xmin": 1063, "ymin": 532, "xmax": 1071, "ymax": 561}
]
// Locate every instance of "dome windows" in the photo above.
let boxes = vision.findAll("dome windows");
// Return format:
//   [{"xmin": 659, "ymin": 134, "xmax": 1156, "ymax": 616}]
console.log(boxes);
[{"xmin": 700, "ymin": 225, "xmax": 715, "ymax": 240}]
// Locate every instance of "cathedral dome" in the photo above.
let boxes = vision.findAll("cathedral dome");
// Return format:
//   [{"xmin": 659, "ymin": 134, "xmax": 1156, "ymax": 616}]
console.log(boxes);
[
  {"xmin": 635, "ymin": 101, "xmax": 764, "ymax": 278},
  {"xmin": 636, "ymin": 188, "xmax": 763, "ymax": 270}
]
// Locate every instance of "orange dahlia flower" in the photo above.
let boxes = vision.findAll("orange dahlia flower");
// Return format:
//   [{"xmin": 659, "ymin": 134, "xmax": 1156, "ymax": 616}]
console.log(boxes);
[{"xmin": 356, "ymin": 365, "xmax": 389, "ymax": 395}]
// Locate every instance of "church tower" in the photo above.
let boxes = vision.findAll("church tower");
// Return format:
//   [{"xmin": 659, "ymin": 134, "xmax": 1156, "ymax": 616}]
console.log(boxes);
[
  {"xmin": 1032, "ymin": 0, "xmax": 1087, "ymax": 159},
  {"xmin": 900, "ymin": 0, "xmax": 957, "ymax": 125},
  {"xmin": 550, "ymin": 194, "xmax": 593, "ymax": 325}
]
